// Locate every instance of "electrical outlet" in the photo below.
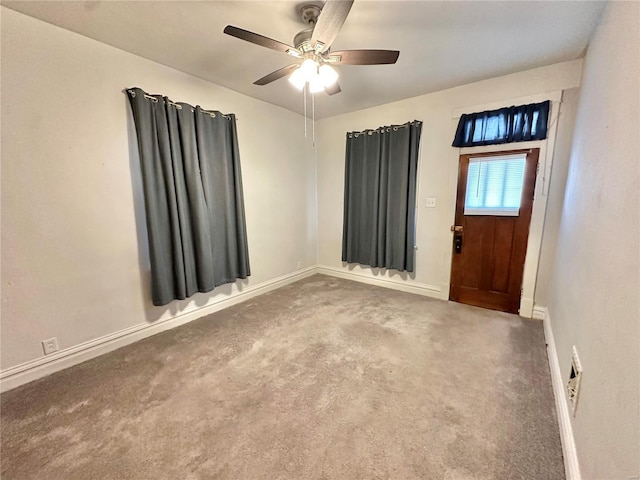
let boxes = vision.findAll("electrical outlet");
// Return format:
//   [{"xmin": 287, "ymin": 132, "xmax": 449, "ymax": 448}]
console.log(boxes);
[
  {"xmin": 42, "ymin": 337, "xmax": 59, "ymax": 355},
  {"xmin": 425, "ymin": 197, "xmax": 437, "ymax": 208}
]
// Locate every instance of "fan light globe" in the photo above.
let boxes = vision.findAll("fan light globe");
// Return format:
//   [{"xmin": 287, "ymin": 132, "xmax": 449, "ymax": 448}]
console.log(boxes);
[
  {"xmin": 318, "ymin": 65, "xmax": 338, "ymax": 87},
  {"xmin": 309, "ymin": 76, "xmax": 325, "ymax": 93},
  {"xmin": 288, "ymin": 67, "xmax": 306, "ymax": 90},
  {"xmin": 300, "ymin": 58, "xmax": 318, "ymax": 76}
]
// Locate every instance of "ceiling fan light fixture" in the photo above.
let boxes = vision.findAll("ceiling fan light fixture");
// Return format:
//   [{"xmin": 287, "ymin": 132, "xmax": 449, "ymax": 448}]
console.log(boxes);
[{"xmin": 289, "ymin": 59, "xmax": 339, "ymax": 92}]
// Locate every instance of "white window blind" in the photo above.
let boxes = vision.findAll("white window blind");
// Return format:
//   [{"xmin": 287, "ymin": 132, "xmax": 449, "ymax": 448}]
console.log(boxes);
[{"xmin": 464, "ymin": 154, "xmax": 526, "ymax": 216}]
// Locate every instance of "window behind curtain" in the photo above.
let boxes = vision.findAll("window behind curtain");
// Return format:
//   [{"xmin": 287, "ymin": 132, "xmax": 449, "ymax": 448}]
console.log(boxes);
[
  {"xmin": 126, "ymin": 87, "xmax": 250, "ymax": 306},
  {"xmin": 342, "ymin": 121, "xmax": 422, "ymax": 273}
]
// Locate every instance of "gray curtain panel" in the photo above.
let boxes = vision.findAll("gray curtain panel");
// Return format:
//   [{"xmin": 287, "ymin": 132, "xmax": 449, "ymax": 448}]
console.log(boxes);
[
  {"xmin": 342, "ymin": 121, "xmax": 422, "ymax": 272},
  {"xmin": 126, "ymin": 87, "xmax": 250, "ymax": 306}
]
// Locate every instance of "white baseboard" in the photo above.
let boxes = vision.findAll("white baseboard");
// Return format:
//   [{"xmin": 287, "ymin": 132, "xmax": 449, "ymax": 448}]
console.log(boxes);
[
  {"xmin": 0, "ymin": 267, "xmax": 318, "ymax": 393},
  {"xmin": 317, "ymin": 265, "xmax": 441, "ymax": 299},
  {"xmin": 532, "ymin": 305, "xmax": 546, "ymax": 320},
  {"xmin": 542, "ymin": 307, "xmax": 581, "ymax": 480}
]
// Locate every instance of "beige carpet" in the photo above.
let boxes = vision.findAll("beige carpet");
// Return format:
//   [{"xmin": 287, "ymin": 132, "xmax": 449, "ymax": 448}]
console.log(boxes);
[{"xmin": 1, "ymin": 275, "xmax": 564, "ymax": 479}]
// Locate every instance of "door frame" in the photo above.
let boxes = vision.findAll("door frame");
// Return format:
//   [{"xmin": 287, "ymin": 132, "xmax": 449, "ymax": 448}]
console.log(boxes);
[{"xmin": 443, "ymin": 90, "xmax": 563, "ymax": 317}]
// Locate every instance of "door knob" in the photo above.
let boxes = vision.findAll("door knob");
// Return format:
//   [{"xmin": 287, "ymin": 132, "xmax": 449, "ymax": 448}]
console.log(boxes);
[{"xmin": 450, "ymin": 225, "xmax": 463, "ymax": 233}]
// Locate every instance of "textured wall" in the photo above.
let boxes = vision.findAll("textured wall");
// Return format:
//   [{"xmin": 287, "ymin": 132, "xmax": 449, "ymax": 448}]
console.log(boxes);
[
  {"xmin": 1, "ymin": 7, "xmax": 317, "ymax": 370},
  {"xmin": 548, "ymin": 2, "xmax": 640, "ymax": 478}
]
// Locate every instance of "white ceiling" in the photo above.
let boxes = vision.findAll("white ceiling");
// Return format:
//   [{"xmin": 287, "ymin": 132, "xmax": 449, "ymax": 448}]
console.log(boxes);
[{"xmin": 2, "ymin": 0, "xmax": 606, "ymax": 119}]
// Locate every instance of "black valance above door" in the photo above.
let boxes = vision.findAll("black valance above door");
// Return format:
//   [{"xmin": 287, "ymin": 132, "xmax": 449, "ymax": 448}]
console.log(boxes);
[{"xmin": 452, "ymin": 100, "xmax": 550, "ymax": 147}]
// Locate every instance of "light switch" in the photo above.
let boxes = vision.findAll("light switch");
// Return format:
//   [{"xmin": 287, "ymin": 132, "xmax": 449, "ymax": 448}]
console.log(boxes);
[{"xmin": 426, "ymin": 197, "xmax": 437, "ymax": 208}]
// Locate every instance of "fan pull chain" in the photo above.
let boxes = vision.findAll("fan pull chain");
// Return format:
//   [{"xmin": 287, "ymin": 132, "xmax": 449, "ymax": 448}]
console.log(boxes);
[
  {"xmin": 303, "ymin": 84, "xmax": 308, "ymax": 138},
  {"xmin": 312, "ymin": 90, "xmax": 316, "ymax": 146}
]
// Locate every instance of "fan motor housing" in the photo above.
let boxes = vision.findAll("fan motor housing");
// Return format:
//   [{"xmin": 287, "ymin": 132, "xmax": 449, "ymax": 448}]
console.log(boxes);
[{"xmin": 293, "ymin": 29, "xmax": 313, "ymax": 49}]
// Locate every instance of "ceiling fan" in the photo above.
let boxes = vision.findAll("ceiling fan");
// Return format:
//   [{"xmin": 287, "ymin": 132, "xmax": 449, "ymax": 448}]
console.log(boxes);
[{"xmin": 223, "ymin": 0, "xmax": 399, "ymax": 96}]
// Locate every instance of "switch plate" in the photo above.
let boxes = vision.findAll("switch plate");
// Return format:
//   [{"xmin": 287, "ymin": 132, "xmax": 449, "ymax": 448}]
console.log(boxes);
[
  {"xmin": 42, "ymin": 337, "xmax": 59, "ymax": 355},
  {"xmin": 426, "ymin": 197, "xmax": 437, "ymax": 208}
]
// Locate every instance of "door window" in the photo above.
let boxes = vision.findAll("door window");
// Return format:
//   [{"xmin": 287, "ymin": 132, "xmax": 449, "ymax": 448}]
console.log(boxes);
[{"xmin": 464, "ymin": 153, "xmax": 526, "ymax": 216}]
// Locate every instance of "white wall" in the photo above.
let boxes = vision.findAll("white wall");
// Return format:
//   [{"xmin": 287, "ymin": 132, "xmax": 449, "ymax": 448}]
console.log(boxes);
[
  {"xmin": 547, "ymin": 2, "xmax": 640, "ymax": 478},
  {"xmin": 534, "ymin": 87, "xmax": 580, "ymax": 306},
  {"xmin": 0, "ymin": 8, "xmax": 317, "ymax": 374},
  {"xmin": 316, "ymin": 60, "xmax": 582, "ymax": 306}
]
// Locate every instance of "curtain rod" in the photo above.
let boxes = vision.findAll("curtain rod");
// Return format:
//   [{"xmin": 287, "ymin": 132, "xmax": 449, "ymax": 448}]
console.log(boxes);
[
  {"xmin": 347, "ymin": 120, "xmax": 422, "ymax": 138},
  {"xmin": 125, "ymin": 88, "xmax": 237, "ymax": 120}
]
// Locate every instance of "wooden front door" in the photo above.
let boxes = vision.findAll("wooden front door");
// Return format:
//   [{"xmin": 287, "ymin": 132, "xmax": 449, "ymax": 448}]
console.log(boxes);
[{"xmin": 449, "ymin": 149, "xmax": 539, "ymax": 314}]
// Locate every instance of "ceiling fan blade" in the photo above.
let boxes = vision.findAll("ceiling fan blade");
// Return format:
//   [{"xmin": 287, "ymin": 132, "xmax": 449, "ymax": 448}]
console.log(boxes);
[
  {"xmin": 328, "ymin": 50, "xmax": 400, "ymax": 65},
  {"xmin": 325, "ymin": 82, "xmax": 342, "ymax": 96},
  {"xmin": 224, "ymin": 25, "xmax": 300, "ymax": 56},
  {"xmin": 310, "ymin": 0, "xmax": 354, "ymax": 53},
  {"xmin": 254, "ymin": 64, "xmax": 300, "ymax": 86}
]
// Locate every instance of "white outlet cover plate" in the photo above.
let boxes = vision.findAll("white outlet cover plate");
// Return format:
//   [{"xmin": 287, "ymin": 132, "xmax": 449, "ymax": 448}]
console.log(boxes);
[
  {"xmin": 42, "ymin": 337, "xmax": 59, "ymax": 355},
  {"xmin": 426, "ymin": 197, "xmax": 437, "ymax": 208}
]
